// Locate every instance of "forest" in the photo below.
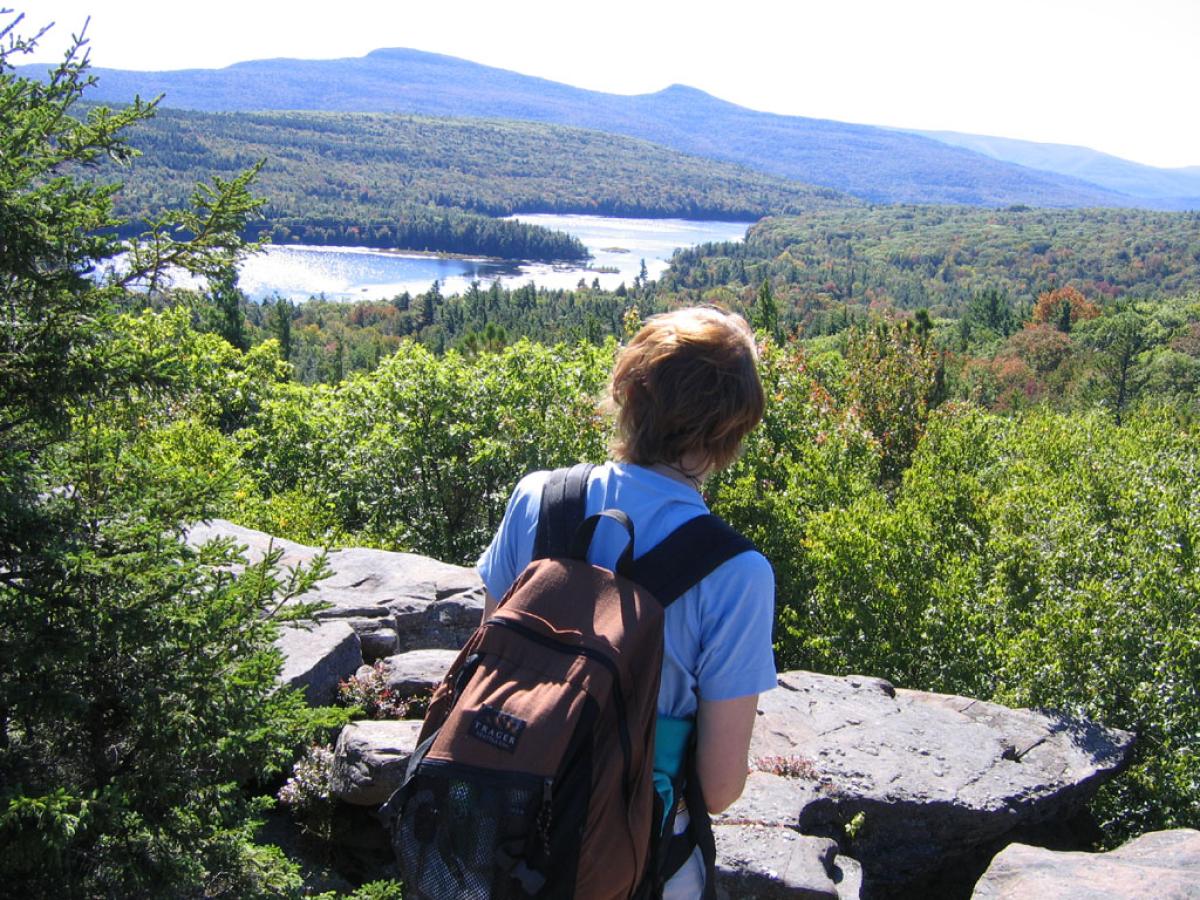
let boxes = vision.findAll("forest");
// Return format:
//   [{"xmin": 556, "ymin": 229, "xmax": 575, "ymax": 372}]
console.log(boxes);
[
  {"xmin": 663, "ymin": 204, "xmax": 1200, "ymax": 328},
  {"xmin": 3, "ymin": 16, "xmax": 1198, "ymax": 898},
  {"xmin": 93, "ymin": 105, "xmax": 850, "ymax": 260}
]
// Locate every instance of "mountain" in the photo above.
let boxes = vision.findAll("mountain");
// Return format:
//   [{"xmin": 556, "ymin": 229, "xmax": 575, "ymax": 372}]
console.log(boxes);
[
  {"xmin": 911, "ymin": 130, "xmax": 1200, "ymax": 210},
  {"xmin": 17, "ymin": 48, "xmax": 1166, "ymax": 209},
  {"xmin": 104, "ymin": 106, "xmax": 853, "ymax": 230}
]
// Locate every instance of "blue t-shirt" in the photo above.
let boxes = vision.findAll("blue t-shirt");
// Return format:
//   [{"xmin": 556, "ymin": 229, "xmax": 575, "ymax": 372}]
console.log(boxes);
[{"xmin": 476, "ymin": 462, "xmax": 777, "ymax": 718}]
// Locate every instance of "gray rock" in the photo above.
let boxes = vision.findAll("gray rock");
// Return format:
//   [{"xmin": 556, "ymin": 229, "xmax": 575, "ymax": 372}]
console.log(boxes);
[
  {"xmin": 186, "ymin": 518, "xmax": 319, "ymax": 572},
  {"xmin": 341, "ymin": 616, "xmax": 399, "ymax": 662},
  {"xmin": 972, "ymin": 829, "xmax": 1200, "ymax": 899},
  {"xmin": 391, "ymin": 587, "xmax": 487, "ymax": 651},
  {"xmin": 187, "ymin": 520, "xmax": 485, "ymax": 649},
  {"xmin": 377, "ymin": 649, "xmax": 459, "ymax": 698},
  {"xmin": 829, "ymin": 854, "xmax": 862, "ymax": 900},
  {"xmin": 717, "ymin": 772, "xmax": 824, "ymax": 829},
  {"xmin": 752, "ymin": 671, "xmax": 1135, "ymax": 894},
  {"xmin": 331, "ymin": 720, "xmax": 424, "ymax": 806},
  {"xmin": 276, "ymin": 620, "xmax": 363, "ymax": 705},
  {"xmin": 316, "ymin": 547, "xmax": 484, "ymax": 649},
  {"xmin": 714, "ymin": 825, "xmax": 856, "ymax": 899},
  {"xmin": 714, "ymin": 774, "xmax": 860, "ymax": 899}
]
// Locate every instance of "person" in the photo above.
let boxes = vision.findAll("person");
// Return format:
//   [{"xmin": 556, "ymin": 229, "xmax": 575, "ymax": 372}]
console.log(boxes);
[{"xmin": 476, "ymin": 306, "xmax": 777, "ymax": 898}]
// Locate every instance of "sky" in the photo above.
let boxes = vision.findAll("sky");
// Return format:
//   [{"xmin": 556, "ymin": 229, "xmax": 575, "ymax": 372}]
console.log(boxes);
[{"xmin": 16, "ymin": 0, "xmax": 1200, "ymax": 169}]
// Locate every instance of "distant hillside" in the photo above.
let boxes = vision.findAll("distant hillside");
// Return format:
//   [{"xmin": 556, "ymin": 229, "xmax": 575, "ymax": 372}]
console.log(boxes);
[
  {"xmin": 912, "ymin": 130, "xmax": 1200, "ymax": 209},
  {"xmin": 106, "ymin": 106, "xmax": 851, "ymax": 238},
  {"xmin": 18, "ymin": 48, "xmax": 1157, "ymax": 208},
  {"xmin": 662, "ymin": 205, "xmax": 1200, "ymax": 331}
]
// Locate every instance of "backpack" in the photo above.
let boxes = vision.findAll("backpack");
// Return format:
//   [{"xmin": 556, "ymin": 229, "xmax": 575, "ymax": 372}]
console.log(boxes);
[{"xmin": 382, "ymin": 463, "xmax": 754, "ymax": 899}]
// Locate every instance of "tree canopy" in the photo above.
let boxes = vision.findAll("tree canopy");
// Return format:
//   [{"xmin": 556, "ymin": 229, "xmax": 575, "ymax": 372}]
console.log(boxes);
[{"xmin": 0, "ymin": 15, "xmax": 341, "ymax": 895}]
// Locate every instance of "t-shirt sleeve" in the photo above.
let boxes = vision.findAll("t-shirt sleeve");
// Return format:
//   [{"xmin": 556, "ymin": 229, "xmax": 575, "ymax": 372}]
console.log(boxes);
[
  {"xmin": 694, "ymin": 550, "xmax": 777, "ymax": 701},
  {"xmin": 476, "ymin": 471, "xmax": 547, "ymax": 600}
]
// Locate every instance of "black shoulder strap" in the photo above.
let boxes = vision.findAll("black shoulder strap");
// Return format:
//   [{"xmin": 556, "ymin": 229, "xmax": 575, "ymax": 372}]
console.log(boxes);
[
  {"xmin": 533, "ymin": 463, "xmax": 756, "ymax": 606},
  {"xmin": 625, "ymin": 514, "xmax": 755, "ymax": 607},
  {"xmin": 533, "ymin": 463, "xmax": 595, "ymax": 559}
]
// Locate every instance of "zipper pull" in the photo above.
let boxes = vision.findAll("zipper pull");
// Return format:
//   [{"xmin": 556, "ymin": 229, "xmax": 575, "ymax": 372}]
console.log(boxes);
[{"xmin": 537, "ymin": 777, "xmax": 554, "ymax": 853}]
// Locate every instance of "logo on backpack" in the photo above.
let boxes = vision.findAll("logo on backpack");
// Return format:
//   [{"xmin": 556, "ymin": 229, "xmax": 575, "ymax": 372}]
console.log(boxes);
[{"xmin": 470, "ymin": 705, "xmax": 527, "ymax": 753}]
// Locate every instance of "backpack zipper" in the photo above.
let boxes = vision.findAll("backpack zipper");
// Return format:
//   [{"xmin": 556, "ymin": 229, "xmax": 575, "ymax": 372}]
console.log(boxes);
[{"xmin": 485, "ymin": 617, "xmax": 634, "ymax": 802}]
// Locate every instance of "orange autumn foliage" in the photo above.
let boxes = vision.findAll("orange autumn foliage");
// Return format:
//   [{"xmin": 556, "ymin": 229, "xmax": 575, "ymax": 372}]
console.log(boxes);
[{"xmin": 1031, "ymin": 285, "xmax": 1100, "ymax": 328}]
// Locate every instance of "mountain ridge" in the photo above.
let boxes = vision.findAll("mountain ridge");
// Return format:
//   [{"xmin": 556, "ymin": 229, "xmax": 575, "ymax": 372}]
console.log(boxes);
[
  {"xmin": 910, "ymin": 129, "xmax": 1200, "ymax": 209},
  {"xmin": 19, "ymin": 47, "xmax": 1184, "ymax": 209}
]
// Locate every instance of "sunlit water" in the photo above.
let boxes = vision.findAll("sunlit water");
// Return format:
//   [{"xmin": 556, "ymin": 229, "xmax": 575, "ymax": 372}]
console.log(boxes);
[{"xmin": 222, "ymin": 214, "xmax": 752, "ymax": 302}]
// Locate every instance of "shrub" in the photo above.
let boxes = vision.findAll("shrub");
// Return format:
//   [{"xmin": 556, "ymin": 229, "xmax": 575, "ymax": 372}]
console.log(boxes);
[{"xmin": 277, "ymin": 744, "xmax": 338, "ymax": 841}]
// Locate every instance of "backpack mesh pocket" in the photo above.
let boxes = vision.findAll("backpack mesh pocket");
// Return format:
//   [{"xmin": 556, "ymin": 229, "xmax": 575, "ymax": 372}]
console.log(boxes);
[{"xmin": 394, "ymin": 764, "xmax": 549, "ymax": 899}]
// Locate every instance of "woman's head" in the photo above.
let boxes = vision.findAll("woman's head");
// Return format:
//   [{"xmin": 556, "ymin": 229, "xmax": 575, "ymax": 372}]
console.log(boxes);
[{"xmin": 608, "ymin": 306, "xmax": 765, "ymax": 474}]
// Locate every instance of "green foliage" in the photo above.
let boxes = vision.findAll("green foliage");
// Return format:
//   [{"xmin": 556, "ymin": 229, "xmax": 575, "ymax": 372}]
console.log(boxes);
[
  {"xmin": 324, "ymin": 881, "xmax": 406, "ymax": 900},
  {"xmin": 0, "ymin": 17, "xmax": 341, "ymax": 895},
  {"xmin": 246, "ymin": 280, "xmax": 639, "ymax": 385},
  {"xmin": 842, "ymin": 318, "xmax": 943, "ymax": 485},
  {"xmin": 201, "ymin": 263, "xmax": 252, "ymax": 350},
  {"xmin": 664, "ymin": 205, "xmax": 1200, "ymax": 331},
  {"xmin": 978, "ymin": 410, "xmax": 1200, "ymax": 836},
  {"xmin": 236, "ymin": 338, "xmax": 612, "ymax": 562},
  {"xmin": 751, "ymin": 277, "xmax": 782, "ymax": 341},
  {"xmin": 783, "ymin": 404, "xmax": 1199, "ymax": 839},
  {"xmin": 708, "ymin": 341, "xmax": 878, "ymax": 669}
]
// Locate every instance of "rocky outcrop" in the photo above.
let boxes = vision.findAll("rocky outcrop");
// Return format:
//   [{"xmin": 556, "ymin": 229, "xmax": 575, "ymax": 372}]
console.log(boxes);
[
  {"xmin": 317, "ymin": 667, "xmax": 1135, "ymax": 897},
  {"xmin": 187, "ymin": 519, "xmax": 484, "ymax": 665},
  {"xmin": 971, "ymin": 829, "xmax": 1200, "ymax": 899},
  {"xmin": 715, "ymin": 827, "xmax": 861, "ymax": 899},
  {"xmin": 194, "ymin": 521, "xmax": 1151, "ymax": 897},
  {"xmin": 372, "ymin": 648, "xmax": 460, "ymax": 698},
  {"xmin": 309, "ymin": 545, "xmax": 485, "ymax": 653},
  {"xmin": 276, "ymin": 620, "xmax": 362, "ymax": 705},
  {"xmin": 744, "ymin": 671, "xmax": 1136, "ymax": 894},
  {"xmin": 331, "ymin": 720, "xmax": 424, "ymax": 806}
]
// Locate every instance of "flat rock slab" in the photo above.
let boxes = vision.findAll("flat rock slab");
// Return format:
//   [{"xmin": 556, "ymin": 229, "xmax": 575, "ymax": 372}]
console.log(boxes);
[
  {"xmin": 715, "ymin": 824, "xmax": 860, "ymax": 899},
  {"xmin": 972, "ymin": 829, "xmax": 1200, "ymax": 899},
  {"xmin": 277, "ymin": 620, "xmax": 362, "ymax": 705},
  {"xmin": 187, "ymin": 519, "xmax": 322, "ymax": 572},
  {"xmin": 331, "ymin": 719, "xmax": 424, "ymax": 806},
  {"xmin": 751, "ymin": 671, "xmax": 1135, "ymax": 893},
  {"xmin": 376, "ymin": 649, "xmax": 459, "ymax": 698},
  {"xmin": 187, "ymin": 520, "xmax": 485, "ymax": 650}
]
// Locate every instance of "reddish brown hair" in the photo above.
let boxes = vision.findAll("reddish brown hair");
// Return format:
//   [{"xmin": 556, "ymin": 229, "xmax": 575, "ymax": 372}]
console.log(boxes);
[{"xmin": 608, "ymin": 306, "xmax": 765, "ymax": 473}]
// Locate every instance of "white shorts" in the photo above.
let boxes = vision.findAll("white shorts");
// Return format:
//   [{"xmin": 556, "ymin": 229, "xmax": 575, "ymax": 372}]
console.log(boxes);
[{"xmin": 662, "ymin": 809, "xmax": 706, "ymax": 899}]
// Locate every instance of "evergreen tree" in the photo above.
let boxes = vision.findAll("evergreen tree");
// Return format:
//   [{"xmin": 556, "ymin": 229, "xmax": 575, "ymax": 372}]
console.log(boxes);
[
  {"xmin": 1058, "ymin": 297, "xmax": 1074, "ymax": 334},
  {"xmin": 269, "ymin": 297, "xmax": 294, "ymax": 362},
  {"xmin": 752, "ymin": 277, "xmax": 782, "ymax": 342},
  {"xmin": 0, "ymin": 16, "xmax": 337, "ymax": 894},
  {"xmin": 205, "ymin": 263, "xmax": 250, "ymax": 350}
]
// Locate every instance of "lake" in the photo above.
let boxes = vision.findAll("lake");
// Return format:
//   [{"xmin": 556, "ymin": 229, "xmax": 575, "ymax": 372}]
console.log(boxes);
[{"xmin": 231, "ymin": 214, "xmax": 753, "ymax": 302}]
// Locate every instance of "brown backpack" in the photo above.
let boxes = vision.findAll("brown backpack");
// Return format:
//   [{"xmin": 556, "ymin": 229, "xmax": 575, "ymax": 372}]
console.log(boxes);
[{"xmin": 383, "ymin": 464, "xmax": 752, "ymax": 899}]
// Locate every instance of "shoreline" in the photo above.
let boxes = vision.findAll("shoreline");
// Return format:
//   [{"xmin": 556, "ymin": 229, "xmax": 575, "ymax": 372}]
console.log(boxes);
[{"xmin": 265, "ymin": 242, "xmax": 589, "ymax": 266}]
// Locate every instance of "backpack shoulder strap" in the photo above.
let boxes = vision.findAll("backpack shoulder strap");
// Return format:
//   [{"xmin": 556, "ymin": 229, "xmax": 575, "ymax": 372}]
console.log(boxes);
[
  {"xmin": 624, "ymin": 514, "xmax": 755, "ymax": 607},
  {"xmin": 532, "ymin": 464, "xmax": 755, "ymax": 605},
  {"xmin": 532, "ymin": 462, "xmax": 595, "ymax": 559}
]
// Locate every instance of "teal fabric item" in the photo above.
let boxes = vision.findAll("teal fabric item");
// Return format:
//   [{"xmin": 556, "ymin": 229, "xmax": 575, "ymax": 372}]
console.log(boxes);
[{"xmin": 653, "ymin": 715, "xmax": 694, "ymax": 831}]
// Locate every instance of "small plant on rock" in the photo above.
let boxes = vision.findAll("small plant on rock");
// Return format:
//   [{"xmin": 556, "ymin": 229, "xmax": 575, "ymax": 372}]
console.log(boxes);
[
  {"xmin": 277, "ymin": 744, "xmax": 337, "ymax": 840},
  {"xmin": 337, "ymin": 662, "xmax": 431, "ymax": 719},
  {"xmin": 337, "ymin": 662, "xmax": 405, "ymax": 718},
  {"xmin": 754, "ymin": 754, "xmax": 819, "ymax": 780}
]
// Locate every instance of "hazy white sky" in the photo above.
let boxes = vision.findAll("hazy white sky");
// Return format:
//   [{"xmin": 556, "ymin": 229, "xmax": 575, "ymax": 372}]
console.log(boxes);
[{"xmin": 17, "ymin": 0, "xmax": 1200, "ymax": 168}]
